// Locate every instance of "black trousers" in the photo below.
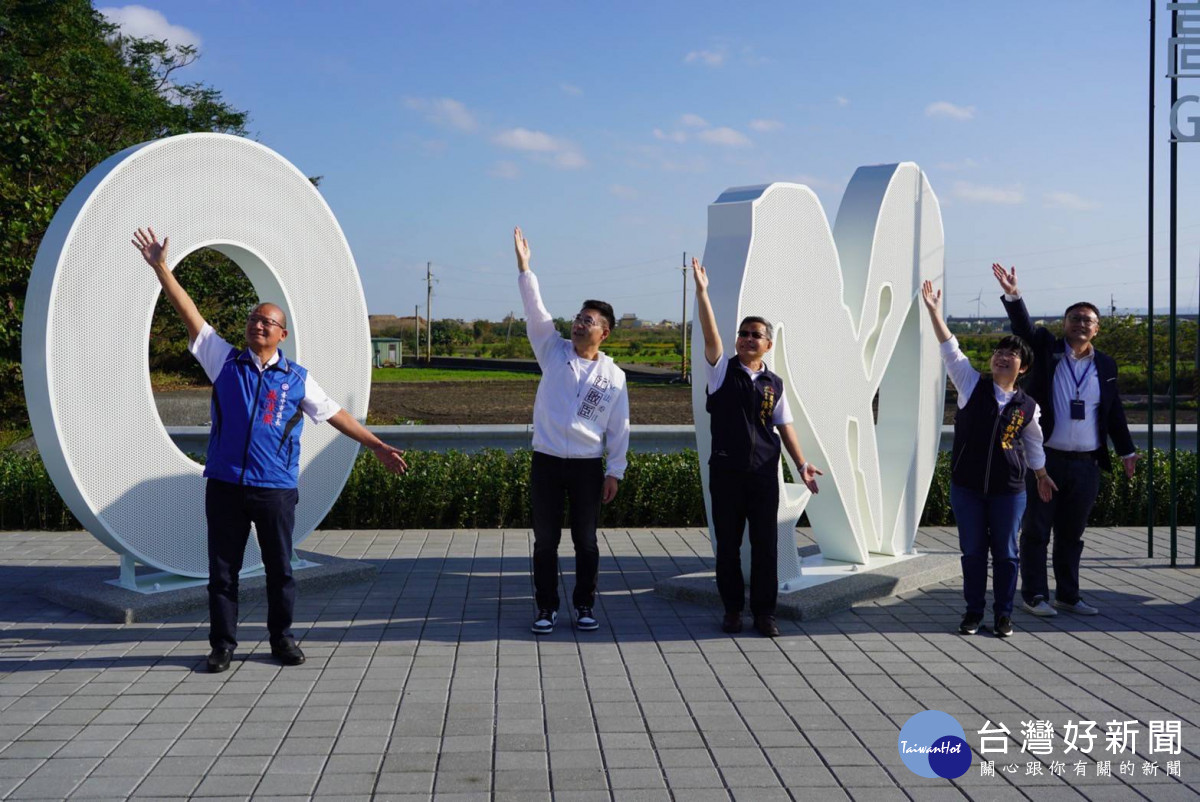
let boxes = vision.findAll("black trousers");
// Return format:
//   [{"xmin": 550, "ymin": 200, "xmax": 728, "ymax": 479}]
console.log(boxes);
[
  {"xmin": 1019, "ymin": 449, "xmax": 1101, "ymax": 606},
  {"xmin": 709, "ymin": 466, "xmax": 780, "ymax": 617},
  {"xmin": 530, "ymin": 451, "xmax": 603, "ymax": 611},
  {"xmin": 206, "ymin": 478, "xmax": 299, "ymax": 651}
]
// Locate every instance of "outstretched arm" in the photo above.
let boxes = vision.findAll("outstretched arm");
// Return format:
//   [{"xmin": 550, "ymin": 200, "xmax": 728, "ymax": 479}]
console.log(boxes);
[
  {"xmin": 920, "ymin": 280, "xmax": 952, "ymax": 344},
  {"xmin": 133, "ymin": 228, "xmax": 206, "ymax": 343},
  {"xmin": 327, "ymin": 409, "xmax": 408, "ymax": 474},
  {"xmin": 513, "ymin": 226, "xmax": 560, "ymax": 364},
  {"xmin": 778, "ymin": 423, "xmax": 821, "ymax": 493},
  {"xmin": 692, "ymin": 258, "xmax": 722, "ymax": 366}
]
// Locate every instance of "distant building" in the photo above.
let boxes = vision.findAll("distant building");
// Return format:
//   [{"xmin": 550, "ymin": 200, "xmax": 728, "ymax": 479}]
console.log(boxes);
[
  {"xmin": 371, "ymin": 337, "xmax": 403, "ymax": 368},
  {"xmin": 618, "ymin": 312, "xmax": 643, "ymax": 329}
]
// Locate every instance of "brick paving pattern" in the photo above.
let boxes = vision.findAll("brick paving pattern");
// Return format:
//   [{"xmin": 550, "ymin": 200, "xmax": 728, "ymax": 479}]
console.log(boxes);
[{"xmin": 0, "ymin": 526, "xmax": 1197, "ymax": 800}]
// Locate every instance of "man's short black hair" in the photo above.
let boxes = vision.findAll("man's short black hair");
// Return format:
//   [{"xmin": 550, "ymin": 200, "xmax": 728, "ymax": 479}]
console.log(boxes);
[
  {"xmin": 581, "ymin": 300, "xmax": 615, "ymax": 332},
  {"xmin": 996, "ymin": 334, "xmax": 1033, "ymax": 371},
  {"xmin": 1063, "ymin": 301, "xmax": 1100, "ymax": 320},
  {"xmin": 738, "ymin": 316, "xmax": 773, "ymax": 341}
]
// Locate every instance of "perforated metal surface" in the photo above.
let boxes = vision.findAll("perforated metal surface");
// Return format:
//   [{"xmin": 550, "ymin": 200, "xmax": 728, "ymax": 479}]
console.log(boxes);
[
  {"xmin": 693, "ymin": 164, "xmax": 945, "ymax": 575},
  {"xmin": 23, "ymin": 134, "xmax": 370, "ymax": 578}
]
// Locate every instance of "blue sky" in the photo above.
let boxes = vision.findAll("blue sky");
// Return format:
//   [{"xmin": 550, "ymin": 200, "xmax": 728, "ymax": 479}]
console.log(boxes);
[{"xmin": 99, "ymin": 1, "xmax": 1200, "ymax": 321}]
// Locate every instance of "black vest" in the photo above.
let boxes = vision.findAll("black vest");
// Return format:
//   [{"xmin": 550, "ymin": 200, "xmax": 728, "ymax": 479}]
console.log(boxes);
[
  {"xmin": 951, "ymin": 377, "xmax": 1037, "ymax": 495},
  {"xmin": 707, "ymin": 357, "xmax": 783, "ymax": 475}
]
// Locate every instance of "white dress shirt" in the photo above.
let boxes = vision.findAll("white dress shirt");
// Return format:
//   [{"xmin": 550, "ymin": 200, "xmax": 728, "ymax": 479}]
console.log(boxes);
[{"xmin": 703, "ymin": 353, "xmax": 793, "ymax": 426}]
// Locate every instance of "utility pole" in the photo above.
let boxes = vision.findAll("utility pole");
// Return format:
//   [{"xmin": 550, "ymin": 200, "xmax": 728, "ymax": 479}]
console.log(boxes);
[
  {"xmin": 505, "ymin": 311, "xmax": 514, "ymax": 344},
  {"xmin": 425, "ymin": 261, "xmax": 433, "ymax": 363},
  {"xmin": 680, "ymin": 251, "xmax": 688, "ymax": 381},
  {"xmin": 414, "ymin": 304, "xmax": 420, "ymax": 364}
]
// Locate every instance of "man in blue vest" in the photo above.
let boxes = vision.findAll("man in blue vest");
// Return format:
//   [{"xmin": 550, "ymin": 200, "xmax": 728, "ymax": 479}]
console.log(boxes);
[{"xmin": 134, "ymin": 228, "xmax": 408, "ymax": 673}]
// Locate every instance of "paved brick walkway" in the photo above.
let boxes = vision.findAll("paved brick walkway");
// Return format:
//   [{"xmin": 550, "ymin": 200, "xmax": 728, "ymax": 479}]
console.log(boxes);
[{"xmin": 0, "ymin": 526, "xmax": 1197, "ymax": 800}]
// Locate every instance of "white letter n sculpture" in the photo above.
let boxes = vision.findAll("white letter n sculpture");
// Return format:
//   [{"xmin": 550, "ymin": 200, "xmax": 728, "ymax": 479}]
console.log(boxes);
[{"xmin": 690, "ymin": 163, "xmax": 946, "ymax": 588}]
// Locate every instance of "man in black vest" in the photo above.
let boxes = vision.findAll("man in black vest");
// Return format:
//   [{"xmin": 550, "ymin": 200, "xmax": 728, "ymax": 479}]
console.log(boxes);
[
  {"xmin": 994, "ymin": 264, "xmax": 1139, "ymax": 617},
  {"xmin": 693, "ymin": 259, "xmax": 822, "ymax": 637}
]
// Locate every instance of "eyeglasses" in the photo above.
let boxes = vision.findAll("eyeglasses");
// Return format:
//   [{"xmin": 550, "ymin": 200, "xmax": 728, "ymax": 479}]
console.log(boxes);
[
  {"xmin": 1066, "ymin": 314, "xmax": 1098, "ymax": 326},
  {"xmin": 993, "ymin": 349, "xmax": 1022, "ymax": 359},
  {"xmin": 247, "ymin": 313, "xmax": 284, "ymax": 330},
  {"xmin": 737, "ymin": 330, "xmax": 769, "ymax": 340},
  {"xmin": 574, "ymin": 314, "xmax": 604, "ymax": 329}
]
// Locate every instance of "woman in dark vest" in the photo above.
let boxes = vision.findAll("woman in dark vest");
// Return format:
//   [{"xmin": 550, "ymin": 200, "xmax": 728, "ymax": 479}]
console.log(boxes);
[{"xmin": 921, "ymin": 281, "xmax": 1055, "ymax": 638}]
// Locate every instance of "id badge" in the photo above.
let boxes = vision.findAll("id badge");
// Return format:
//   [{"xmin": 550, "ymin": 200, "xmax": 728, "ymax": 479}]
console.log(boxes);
[{"xmin": 1069, "ymin": 398, "xmax": 1086, "ymax": 420}]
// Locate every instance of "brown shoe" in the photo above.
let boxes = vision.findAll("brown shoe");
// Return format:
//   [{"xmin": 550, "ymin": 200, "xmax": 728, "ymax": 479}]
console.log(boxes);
[
  {"xmin": 721, "ymin": 612, "xmax": 743, "ymax": 633},
  {"xmin": 754, "ymin": 615, "xmax": 780, "ymax": 638}
]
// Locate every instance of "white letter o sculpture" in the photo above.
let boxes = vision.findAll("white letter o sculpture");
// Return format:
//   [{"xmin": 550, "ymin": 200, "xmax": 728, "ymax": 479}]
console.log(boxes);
[{"xmin": 23, "ymin": 133, "xmax": 370, "ymax": 578}]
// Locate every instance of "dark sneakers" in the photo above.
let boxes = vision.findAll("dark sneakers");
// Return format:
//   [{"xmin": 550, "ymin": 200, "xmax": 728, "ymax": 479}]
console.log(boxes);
[
  {"xmin": 722, "ymin": 612, "xmax": 743, "ymax": 633},
  {"xmin": 575, "ymin": 607, "xmax": 599, "ymax": 631},
  {"xmin": 531, "ymin": 609, "xmax": 558, "ymax": 635},
  {"xmin": 754, "ymin": 615, "xmax": 780, "ymax": 638},
  {"xmin": 270, "ymin": 637, "xmax": 306, "ymax": 666},
  {"xmin": 206, "ymin": 648, "xmax": 232, "ymax": 673},
  {"xmin": 994, "ymin": 616, "xmax": 1014, "ymax": 638},
  {"xmin": 959, "ymin": 612, "xmax": 984, "ymax": 635}
]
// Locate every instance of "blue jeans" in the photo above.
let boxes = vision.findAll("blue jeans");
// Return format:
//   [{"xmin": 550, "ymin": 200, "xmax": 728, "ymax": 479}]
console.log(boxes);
[{"xmin": 950, "ymin": 484, "xmax": 1026, "ymax": 618}]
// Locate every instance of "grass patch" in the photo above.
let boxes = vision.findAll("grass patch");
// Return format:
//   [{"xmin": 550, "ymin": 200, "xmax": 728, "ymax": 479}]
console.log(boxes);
[
  {"xmin": 0, "ymin": 427, "xmax": 31, "ymax": 451},
  {"xmin": 372, "ymin": 367, "xmax": 539, "ymax": 382}
]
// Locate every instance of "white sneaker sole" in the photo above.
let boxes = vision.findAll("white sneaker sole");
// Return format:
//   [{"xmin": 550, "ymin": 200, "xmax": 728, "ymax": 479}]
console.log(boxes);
[{"xmin": 1020, "ymin": 603, "xmax": 1058, "ymax": 617}]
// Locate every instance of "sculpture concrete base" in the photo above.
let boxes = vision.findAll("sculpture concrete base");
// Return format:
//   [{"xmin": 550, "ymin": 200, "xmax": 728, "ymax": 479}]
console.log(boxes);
[
  {"xmin": 37, "ymin": 551, "xmax": 376, "ymax": 624},
  {"xmin": 655, "ymin": 546, "xmax": 961, "ymax": 621}
]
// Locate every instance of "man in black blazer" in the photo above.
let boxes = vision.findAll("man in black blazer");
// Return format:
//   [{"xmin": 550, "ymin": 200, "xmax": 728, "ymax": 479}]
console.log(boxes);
[{"xmin": 994, "ymin": 264, "xmax": 1139, "ymax": 617}]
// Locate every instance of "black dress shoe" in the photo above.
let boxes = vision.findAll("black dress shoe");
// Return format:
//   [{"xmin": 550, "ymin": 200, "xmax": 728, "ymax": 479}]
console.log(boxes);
[
  {"xmin": 270, "ymin": 637, "xmax": 306, "ymax": 666},
  {"xmin": 206, "ymin": 648, "xmax": 233, "ymax": 673},
  {"xmin": 754, "ymin": 615, "xmax": 780, "ymax": 638},
  {"xmin": 722, "ymin": 612, "xmax": 743, "ymax": 633}
]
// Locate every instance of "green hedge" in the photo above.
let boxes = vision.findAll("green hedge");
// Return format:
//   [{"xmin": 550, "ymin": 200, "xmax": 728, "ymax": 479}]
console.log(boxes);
[{"xmin": 0, "ymin": 448, "xmax": 1194, "ymax": 531}]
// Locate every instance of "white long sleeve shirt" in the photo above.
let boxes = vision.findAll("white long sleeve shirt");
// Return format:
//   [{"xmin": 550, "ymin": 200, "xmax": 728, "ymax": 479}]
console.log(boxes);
[
  {"xmin": 519, "ymin": 271, "xmax": 630, "ymax": 479},
  {"xmin": 940, "ymin": 336, "xmax": 1046, "ymax": 470}
]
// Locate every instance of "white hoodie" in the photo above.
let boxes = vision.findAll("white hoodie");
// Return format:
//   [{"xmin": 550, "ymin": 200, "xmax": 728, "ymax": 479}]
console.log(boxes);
[{"xmin": 519, "ymin": 271, "xmax": 630, "ymax": 479}]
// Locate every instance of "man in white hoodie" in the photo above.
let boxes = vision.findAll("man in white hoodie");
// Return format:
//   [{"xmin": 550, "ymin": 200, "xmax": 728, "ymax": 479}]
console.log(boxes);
[{"xmin": 514, "ymin": 226, "xmax": 630, "ymax": 635}]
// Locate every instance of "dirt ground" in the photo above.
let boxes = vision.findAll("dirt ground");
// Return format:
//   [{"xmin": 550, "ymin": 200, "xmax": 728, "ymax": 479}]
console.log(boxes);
[
  {"xmin": 367, "ymin": 382, "xmax": 693, "ymax": 425},
  {"xmin": 152, "ymin": 382, "xmax": 1194, "ymax": 426}
]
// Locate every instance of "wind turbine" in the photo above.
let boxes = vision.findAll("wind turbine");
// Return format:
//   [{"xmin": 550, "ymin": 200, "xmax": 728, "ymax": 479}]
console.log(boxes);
[{"xmin": 971, "ymin": 288, "xmax": 986, "ymax": 319}]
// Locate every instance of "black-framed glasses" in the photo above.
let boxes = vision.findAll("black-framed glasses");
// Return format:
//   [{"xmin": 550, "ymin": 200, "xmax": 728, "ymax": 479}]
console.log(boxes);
[
  {"xmin": 737, "ymin": 330, "xmax": 768, "ymax": 340},
  {"xmin": 247, "ymin": 313, "xmax": 284, "ymax": 330}
]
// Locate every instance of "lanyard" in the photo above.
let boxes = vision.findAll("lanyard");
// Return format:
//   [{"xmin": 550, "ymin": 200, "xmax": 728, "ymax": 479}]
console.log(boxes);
[{"xmin": 1062, "ymin": 353, "xmax": 1094, "ymax": 400}]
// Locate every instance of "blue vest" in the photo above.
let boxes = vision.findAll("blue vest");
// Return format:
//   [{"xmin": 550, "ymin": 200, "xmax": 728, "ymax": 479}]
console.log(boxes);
[
  {"xmin": 950, "ymin": 377, "xmax": 1036, "ymax": 496},
  {"xmin": 205, "ymin": 347, "xmax": 309, "ymax": 489},
  {"xmin": 706, "ymin": 357, "xmax": 784, "ymax": 475}
]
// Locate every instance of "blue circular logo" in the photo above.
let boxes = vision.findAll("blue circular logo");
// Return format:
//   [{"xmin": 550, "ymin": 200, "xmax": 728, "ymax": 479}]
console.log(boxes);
[{"xmin": 898, "ymin": 710, "xmax": 971, "ymax": 779}]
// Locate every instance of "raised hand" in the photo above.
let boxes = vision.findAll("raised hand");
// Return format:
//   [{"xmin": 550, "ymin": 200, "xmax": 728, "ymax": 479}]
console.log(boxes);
[
  {"xmin": 691, "ymin": 257, "xmax": 709, "ymax": 292},
  {"xmin": 514, "ymin": 226, "xmax": 531, "ymax": 272},
  {"xmin": 920, "ymin": 280, "xmax": 942, "ymax": 315},
  {"xmin": 992, "ymin": 263, "xmax": 1018, "ymax": 295},
  {"xmin": 132, "ymin": 227, "xmax": 169, "ymax": 271}
]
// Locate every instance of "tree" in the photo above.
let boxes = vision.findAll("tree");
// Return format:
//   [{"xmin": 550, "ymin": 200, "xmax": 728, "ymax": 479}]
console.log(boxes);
[{"xmin": 0, "ymin": 0, "xmax": 249, "ymax": 424}]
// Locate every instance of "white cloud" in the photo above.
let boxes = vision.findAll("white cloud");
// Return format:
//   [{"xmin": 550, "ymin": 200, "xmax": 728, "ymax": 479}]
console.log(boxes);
[
  {"xmin": 697, "ymin": 127, "xmax": 751, "ymax": 147},
  {"xmin": 98, "ymin": 5, "xmax": 200, "ymax": 47},
  {"xmin": 749, "ymin": 118, "xmax": 783, "ymax": 132},
  {"xmin": 835, "ymin": 96, "xmax": 851, "ymax": 107},
  {"xmin": 926, "ymin": 101, "xmax": 976, "ymax": 121},
  {"xmin": 493, "ymin": 128, "xmax": 587, "ymax": 169},
  {"xmin": 653, "ymin": 128, "xmax": 688, "ymax": 143},
  {"xmin": 953, "ymin": 181, "xmax": 1023, "ymax": 205},
  {"xmin": 680, "ymin": 113, "xmax": 709, "ymax": 128},
  {"xmin": 489, "ymin": 161, "xmax": 520, "ymax": 180},
  {"xmin": 404, "ymin": 97, "xmax": 477, "ymax": 132},
  {"xmin": 1045, "ymin": 191, "xmax": 1100, "ymax": 211},
  {"xmin": 610, "ymin": 184, "xmax": 639, "ymax": 199},
  {"xmin": 685, "ymin": 47, "xmax": 727, "ymax": 67},
  {"xmin": 560, "ymin": 83, "xmax": 583, "ymax": 96}
]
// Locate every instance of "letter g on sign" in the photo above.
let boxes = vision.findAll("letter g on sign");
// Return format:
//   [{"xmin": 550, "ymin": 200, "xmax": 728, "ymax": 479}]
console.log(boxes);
[{"xmin": 22, "ymin": 134, "xmax": 371, "ymax": 578}]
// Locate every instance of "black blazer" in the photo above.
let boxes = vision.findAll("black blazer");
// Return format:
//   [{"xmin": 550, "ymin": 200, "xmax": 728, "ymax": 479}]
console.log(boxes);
[{"xmin": 1001, "ymin": 296, "xmax": 1135, "ymax": 472}]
